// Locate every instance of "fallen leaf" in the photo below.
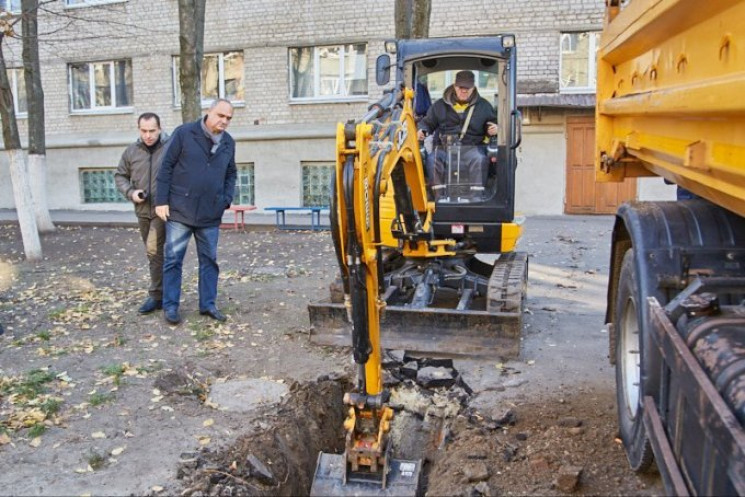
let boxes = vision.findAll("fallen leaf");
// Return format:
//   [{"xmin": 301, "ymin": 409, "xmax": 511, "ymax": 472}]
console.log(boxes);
[
  {"xmin": 0, "ymin": 433, "xmax": 11, "ymax": 445},
  {"xmin": 29, "ymin": 437, "xmax": 41, "ymax": 448},
  {"xmin": 151, "ymin": 486, "xmax": 164, "ymax": 493},
  {"xmin": 197, "ymin": 436, "xmax": 210, "ymax": 446},
  {"xmin": 91, "ymin": 431, "xmax": 106, "ymax": 439},
  {"xmin": 203, "ymin": 418, "xmax": 214, "ymax": 427},
  {"xmin": 111, "ymin": 447, "xmax": 125, "ymax": 456}
]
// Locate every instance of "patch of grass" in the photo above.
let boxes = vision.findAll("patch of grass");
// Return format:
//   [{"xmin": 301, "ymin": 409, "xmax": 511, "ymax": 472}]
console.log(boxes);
[
  {"xmin": 28, "ymin": 423, "xmax": 46, "ymax": 438},
  {"xmin": 47, "ymin": 308, "xmax": 66, "ymax": 321},
  {"xmin": 136, "ymin": 362, "xmax": 164, "ymax": 375},
  {"xmin": 39, "ymin": 397, "xmax": 62, "ymax": 416},
  {"xmin": 194, "ymin": 329, "xmax": 215, "ymax": 342},
  {"xmin": 5, "ymin": 369, "xmax": 56, "ymax": 399},
  {"xmin": 101, "ymin": 364, "xmax": 126, "ymax": 386},
  {"xmin": 36, "ymin": 330, "xmax": 51, "ymax": 341},
  {"xmin": 112, "ymin": 334, "xmax": 127, "ymax": 347},
  {"xmin": 87, "ymin": 450, "xmax": 107, "ymax": 470},
  {"xmin": 89, "ymin": 392, "xmax": 115, "ymax": 407}
]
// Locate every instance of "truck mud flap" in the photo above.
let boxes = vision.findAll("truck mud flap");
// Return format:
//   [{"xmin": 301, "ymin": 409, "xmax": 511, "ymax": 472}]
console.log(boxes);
[{"xmin": 308, "ymin": 300, "xmax": 521, "ymax": 358}]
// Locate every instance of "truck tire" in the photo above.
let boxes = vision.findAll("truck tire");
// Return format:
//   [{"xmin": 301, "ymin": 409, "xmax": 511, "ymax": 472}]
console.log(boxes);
[{"xmin": 615, "ymin": 248, "xmax": 654, "ymax": 472}]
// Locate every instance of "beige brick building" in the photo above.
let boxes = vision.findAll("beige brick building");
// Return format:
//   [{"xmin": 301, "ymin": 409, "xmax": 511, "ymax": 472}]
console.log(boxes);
[{"xmin": 0, "ymin": 0, "xmax": 673, "ymax": 216}]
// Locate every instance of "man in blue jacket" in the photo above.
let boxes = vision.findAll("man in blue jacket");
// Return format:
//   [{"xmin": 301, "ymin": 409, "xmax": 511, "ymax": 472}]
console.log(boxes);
[{"xmin": 155, "ymin": 99, "xmax": 237, "ymax": 325}]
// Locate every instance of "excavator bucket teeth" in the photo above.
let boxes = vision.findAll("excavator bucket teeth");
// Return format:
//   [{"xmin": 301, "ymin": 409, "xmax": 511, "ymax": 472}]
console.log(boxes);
[{"xmin": 310, "ymin": 452, "xmax": 422, "ymax": 497}]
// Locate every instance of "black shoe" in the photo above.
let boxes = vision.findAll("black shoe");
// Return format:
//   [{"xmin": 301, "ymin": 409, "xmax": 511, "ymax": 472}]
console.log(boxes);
[
  {"xmin": 164, "ymin": 308, "xmax": 181, "ymax": 325},
  {"xmin": 138, "ymin": 297, "xmax": 163, "ymax": 314},
  {"xmin": 200, "ymin": 308, "xmax": 227, "ymax": 322}
]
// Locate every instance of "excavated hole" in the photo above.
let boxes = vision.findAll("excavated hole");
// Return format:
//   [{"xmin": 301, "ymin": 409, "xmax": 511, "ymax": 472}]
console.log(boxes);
[{"xmin": 174, "ymin": 353, "xmax": 510, "ymax": 496}]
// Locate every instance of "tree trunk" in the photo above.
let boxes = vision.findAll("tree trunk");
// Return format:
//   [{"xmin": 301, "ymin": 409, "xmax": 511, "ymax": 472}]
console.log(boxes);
[
  {"xmin": 177, "ymin": 0, "xmax": 206, "ymax": 123},
  {"xmin": 411, "ymin": 0, "xmax": 431, "ymax": 38},
  {"xmin": 22, "ymin": 0, "xmax": 55, "ymax": 233},
  {"xmin": 395, "ymin": 0, "xmax": 431, "ymax": 39},
  {"xmin": 0, "ymin": 35, "xmax": 42, "ymax": 261}
]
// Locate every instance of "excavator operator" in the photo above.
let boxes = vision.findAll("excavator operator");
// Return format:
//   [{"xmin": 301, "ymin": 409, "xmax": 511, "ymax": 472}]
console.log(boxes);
[{"xmin": 416, "ymin": 70, "xmax": 497, "ymax": 201}]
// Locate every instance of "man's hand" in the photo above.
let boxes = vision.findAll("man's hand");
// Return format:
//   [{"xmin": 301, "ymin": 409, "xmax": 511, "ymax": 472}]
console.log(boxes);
[
  {"xmin": 417, "ymin": 129, "xmax": 426, "ymax": 141},
  {"xmin": 155, "ymin": 205, "xmax": 170, "ymax": 221},
  {"xmin": 131, "ymin": 189, "xmax": 145, "ymax": 204},
  {"xmin": 486, "ymin": 122, "xmax": 498, "ymax": 137}
]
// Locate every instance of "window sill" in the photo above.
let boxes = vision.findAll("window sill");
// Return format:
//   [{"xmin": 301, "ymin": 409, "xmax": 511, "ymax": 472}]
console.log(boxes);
[
  {"xmin": 69, "ymin": 107, "xmax": 134, "ymax": 116},
  {"xmin": 65, "ymin": 0, "xmax": 128, "ymax": 9},
  {"xmin": 290, "ymin": 96, "xmax": 369, "ymax": 105}
]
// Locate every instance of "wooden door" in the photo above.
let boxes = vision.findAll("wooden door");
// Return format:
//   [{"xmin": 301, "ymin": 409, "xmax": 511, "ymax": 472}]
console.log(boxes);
[{"xmin": 565, "ymin": 115, "xmax": 636, "ymax": 214}]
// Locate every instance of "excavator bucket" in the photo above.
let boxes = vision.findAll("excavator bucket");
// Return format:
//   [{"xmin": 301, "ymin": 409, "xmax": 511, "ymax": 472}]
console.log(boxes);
[
  {"xmin": 308, "ymin": 252, "xmax": 527, "ymax": 358},
  {"xmin": 310, "ymin": 453, "xmax": 422, "ymax": 496}
]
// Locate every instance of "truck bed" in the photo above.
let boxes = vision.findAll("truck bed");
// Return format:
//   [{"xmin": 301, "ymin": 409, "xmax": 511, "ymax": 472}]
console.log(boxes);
[{"xmin": 595, "ymin": 0, "xmax": 745, "ymax": 217}]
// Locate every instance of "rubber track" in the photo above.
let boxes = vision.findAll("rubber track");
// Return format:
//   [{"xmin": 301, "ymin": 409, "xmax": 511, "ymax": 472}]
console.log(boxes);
[{"xmin": 486, "ymin": 252, "xmax": 528, "ymax": 313}]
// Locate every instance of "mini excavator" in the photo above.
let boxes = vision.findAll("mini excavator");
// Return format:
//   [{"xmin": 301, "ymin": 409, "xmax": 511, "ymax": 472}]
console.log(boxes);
[{"xmin": 311, "ymin": 35, "xmax": 525, "ymax": 495}]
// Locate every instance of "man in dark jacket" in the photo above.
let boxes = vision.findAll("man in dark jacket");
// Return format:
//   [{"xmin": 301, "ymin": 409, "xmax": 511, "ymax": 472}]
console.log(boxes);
[
  {"xmin": 155, "ymin": 99, "xmax": 237, "ymax": 325},
  {"xmin": 417, "ymin": 70, "xmax": 497, "ymax": 201},
  {"xmin": 115, "ymin": 112, "xmax": 170, "ymax": 314}
]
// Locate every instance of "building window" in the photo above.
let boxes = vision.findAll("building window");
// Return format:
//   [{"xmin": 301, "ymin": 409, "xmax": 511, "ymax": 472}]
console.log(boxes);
[
  {"xmin": 69, "ymin": 60, "xmax": 133, "ymax": 113},
  {"xmin": 302, "ymin": 162, "xmax": 333, "ymax": 207},
  {"xmin": 560, "ymin": 32, "xmax": 598, "ymax": 93},
  {"xmin": 1, "ymin": 0, "xmax": 21, "ymax": 13},
  {"xmin": 65, "ymin": 0, "xmax": 128, "ymax": 7},
  {"xmin": 290, "ymin": 44, "xmax": 367, "ymax": 101},
  {"xmin": 172, "ymin": 51, "xmax": 244, "ymax": 107},
  {"xmin": 233, "ymin": 163, "xmax": 254, "ymax": 206},
  {"xmin": 7, "ymin": 68, "xmax": 27, "ymax": 117},
  {"xmin": 80, "ymin": 169, "xmax": 127, "ymax": 204}
]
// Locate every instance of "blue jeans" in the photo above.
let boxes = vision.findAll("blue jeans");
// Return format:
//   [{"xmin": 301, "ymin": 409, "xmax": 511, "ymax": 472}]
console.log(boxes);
[{"xmin": 162, "ymin": 220, "xmax": 220, "ymax": 313}]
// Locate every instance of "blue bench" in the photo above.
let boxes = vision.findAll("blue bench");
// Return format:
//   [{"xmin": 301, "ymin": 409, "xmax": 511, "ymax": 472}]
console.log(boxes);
[{"xmin": 264, "ymin": 206, "xmax": 330, "ymax": 231}]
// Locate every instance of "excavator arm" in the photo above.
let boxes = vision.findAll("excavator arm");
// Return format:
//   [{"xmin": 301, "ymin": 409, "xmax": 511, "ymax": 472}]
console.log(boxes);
[{"xmin": 330, "ymin": 87, "xmax": 455, "ymax": 486}]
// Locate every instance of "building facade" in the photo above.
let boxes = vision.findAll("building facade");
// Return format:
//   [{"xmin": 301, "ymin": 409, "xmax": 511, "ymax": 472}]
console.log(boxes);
[{"xmin": 0, "ymin": 0, "xmax": 673, "ymax": 216}]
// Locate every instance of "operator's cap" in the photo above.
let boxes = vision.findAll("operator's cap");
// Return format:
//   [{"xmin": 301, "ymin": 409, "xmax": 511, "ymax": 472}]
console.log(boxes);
[{"xmin": 455, "ymin": 70, "xmax": 475, "ymax": 89}]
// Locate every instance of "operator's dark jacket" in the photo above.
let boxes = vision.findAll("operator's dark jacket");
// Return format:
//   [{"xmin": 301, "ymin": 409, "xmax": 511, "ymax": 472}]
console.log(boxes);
[
  {"xmin": 417, "ymin": 86, "xmax": 497, "ymax": 146},
  {"xmin": 114, "ymin": 133, "xmax": 170, "ymax": 219},
  {"xmin": 155, "ymin": 118, "xmax": 237, "ymax": 228}
]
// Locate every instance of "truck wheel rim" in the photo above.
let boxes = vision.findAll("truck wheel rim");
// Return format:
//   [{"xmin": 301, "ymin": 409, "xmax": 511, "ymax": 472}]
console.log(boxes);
[{"xmin": 621, "ymin": 296, "xmax": 641, "ymax": 418}]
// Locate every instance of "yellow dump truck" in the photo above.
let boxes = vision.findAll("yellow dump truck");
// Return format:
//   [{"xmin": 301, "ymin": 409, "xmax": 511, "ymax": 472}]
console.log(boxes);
[{"xmin": 596, "ymin": 0, "xmax": 745, "ymax": 494}]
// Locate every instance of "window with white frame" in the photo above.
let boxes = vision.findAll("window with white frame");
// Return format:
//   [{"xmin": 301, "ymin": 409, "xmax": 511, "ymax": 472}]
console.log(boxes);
[
  {"xmin": 7, "ymin": 68, "xmax": 27, "ymax": 117},
  {"xmin": 68, "ymin": 60, "xmax": 133, "ymax": 112},
  {"xmin": 65, "ymin": 0, "xmax": 128, "ymax": 7},
  {"xmin": 290, "ymin": 44, "xmax": 367, "ymax": 101},
  {"xmin": 172, "ymin": 51, "xmax": 244, "ymax": 107},
  {"xmin": 560, "ymin": 32, "xmax": 598, "ymax": 93},
  {"xmin": 0, "ymin": 0, "xmax": 21, "ymax": 13}
]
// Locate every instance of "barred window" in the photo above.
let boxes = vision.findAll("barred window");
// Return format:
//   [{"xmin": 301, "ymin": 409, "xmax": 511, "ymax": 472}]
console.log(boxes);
[
  {"xmin": 233, "ymin": 163, "xmax": 255, "ymax": 206},
  {"xmin": 80, "ymin": 169, "xmax": 126, "ymax": 204},
  {"xmin": 301, "ymin": 162, "xmax": 333, "ymax": 207}
]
